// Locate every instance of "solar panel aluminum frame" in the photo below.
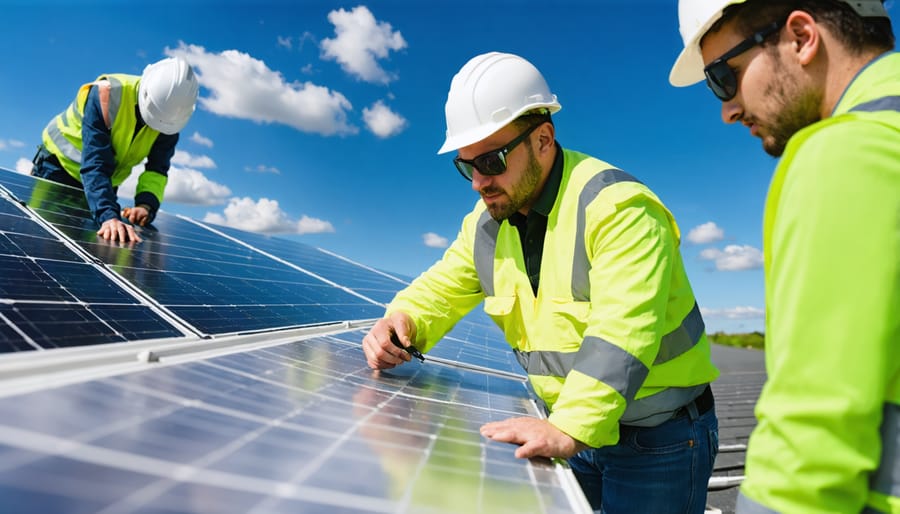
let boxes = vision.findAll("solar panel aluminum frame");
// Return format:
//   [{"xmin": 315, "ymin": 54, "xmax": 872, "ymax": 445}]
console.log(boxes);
[{"xmin": 0, "ymin": 322, "xmax": 377, "ymax": 398}]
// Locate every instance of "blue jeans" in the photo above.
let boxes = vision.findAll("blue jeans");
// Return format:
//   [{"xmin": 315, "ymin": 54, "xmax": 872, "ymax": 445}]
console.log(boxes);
[{"xmin": 568, "ymin": 403, "xmax": 718, "ymax": 514}]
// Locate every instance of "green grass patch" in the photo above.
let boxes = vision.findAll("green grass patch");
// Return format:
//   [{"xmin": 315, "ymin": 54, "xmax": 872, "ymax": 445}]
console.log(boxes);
[{"xmin": 709, "ymin": 331, "xmax": 765, "ymax": 350}]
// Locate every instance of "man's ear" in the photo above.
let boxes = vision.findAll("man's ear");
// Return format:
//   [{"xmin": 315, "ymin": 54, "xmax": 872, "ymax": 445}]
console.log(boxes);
[
  {"xmin": 537, "ymin": 122, "xmax": 555, "ymax": 153},
  {"xmin": 786, "ymin": 10, "xmax": 819, "ymax": 66}
]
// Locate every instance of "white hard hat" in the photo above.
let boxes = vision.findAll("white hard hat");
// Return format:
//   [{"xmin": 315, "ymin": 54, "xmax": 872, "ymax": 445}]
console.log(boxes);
[
  {"xmin": 669, "ymin": 0, "xmax": 889, "ymax": 87},
  {"xmin": 437, "ymin": 52, "xmax": 561, "ymax": 155},
  {"xmin": 139, "ymin": 56, "xmax": 199, "ymax": 135}
]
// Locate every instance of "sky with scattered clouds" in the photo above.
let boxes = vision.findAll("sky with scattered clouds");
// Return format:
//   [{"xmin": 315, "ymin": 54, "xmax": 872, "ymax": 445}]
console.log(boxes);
[{"xmin": 3, "ymin": 0, "xmax": 895, "ymax": 333}]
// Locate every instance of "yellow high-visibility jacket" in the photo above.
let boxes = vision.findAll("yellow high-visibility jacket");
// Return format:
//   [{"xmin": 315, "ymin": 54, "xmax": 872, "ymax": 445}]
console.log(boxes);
[
  {"xmin": 738, "ymin": 52, "xmax": 900, "ymax": 514},
  {"xmin": 387, "ymin": 147, "xmax": 719, "ymax": 447},
  {"xmin": 41, "ymin": 73, "xmax": 167, "ymax": 206}
]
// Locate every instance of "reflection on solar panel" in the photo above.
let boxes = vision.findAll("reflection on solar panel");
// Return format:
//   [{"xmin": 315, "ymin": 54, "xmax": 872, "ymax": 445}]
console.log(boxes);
[
  {"xmin": 0, "ymin": 173, "xmax": 186, "ymax": 351},
  {"xmin": 0, "ymin": 168, "xmax": 590, "ymax": 513}
]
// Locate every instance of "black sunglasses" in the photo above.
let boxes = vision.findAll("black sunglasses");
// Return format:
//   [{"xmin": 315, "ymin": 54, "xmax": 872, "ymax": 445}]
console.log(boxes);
[
  {"xmin": 453, "ymin": 121, "xmax": 544, "ymax": 181},
  {"xmin": 704, "ymin": 20, "xmax": 784, "ymax": 101}
]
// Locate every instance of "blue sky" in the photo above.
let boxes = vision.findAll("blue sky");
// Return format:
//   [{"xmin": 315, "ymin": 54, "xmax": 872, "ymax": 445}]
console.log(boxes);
[{"xmin": 3, "ymin": 0, "xmax": 896, "ymax": 334}]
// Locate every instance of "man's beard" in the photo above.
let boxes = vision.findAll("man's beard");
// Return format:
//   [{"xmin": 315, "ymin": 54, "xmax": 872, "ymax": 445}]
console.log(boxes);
[
  {"xmin": 484, "ymin": 145, "xmax": 542, "ymax": 221},
  {"xmin": 761, "ymin": 56, "xmax": 822, "ymax": 157}
]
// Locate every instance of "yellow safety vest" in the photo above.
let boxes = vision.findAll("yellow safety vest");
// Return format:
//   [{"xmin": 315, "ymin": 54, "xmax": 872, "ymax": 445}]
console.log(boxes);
[
  {"xmin": 41, "ymin": 73, "xmax": 167, "ymax": 202},
  {"xmin": 388, "ymin": 148, "xmax": 719, "ymax": 448}
]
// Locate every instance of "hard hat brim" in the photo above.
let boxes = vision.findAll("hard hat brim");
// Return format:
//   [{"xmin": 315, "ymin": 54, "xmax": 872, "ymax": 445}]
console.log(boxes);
[
  {"xmin": 669, "ymin": 43, "xmax": 706, "ymax": 87},
  {"xmin": 436, "ymin": 102, "xmax": 561, "ymax": 155}
]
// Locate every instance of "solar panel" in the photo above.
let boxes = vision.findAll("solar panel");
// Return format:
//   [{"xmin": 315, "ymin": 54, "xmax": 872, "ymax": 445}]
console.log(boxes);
[
  {"xmin": 210, "ymin": 223, "xmax": 410, "ymax": 306},
  {"xmin": 0, "ymin": 167, "xmax": 590, "ymax": 513},
  {"xmin": 1, "ymin": 170, "xmax": 385, "ymax": 337},
  {"xmin": 0, "ymin": 330, "xmax": 587, "ymax": 513},
  {"xmin": 0, "ymin": 179, "xmax": 186, "ymax": 352}
]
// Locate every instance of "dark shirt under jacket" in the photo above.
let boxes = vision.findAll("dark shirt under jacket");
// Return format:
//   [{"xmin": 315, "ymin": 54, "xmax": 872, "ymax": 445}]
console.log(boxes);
[{"xmin": 507, "ymin": 142, "xmax": 563, "ymax": 295}]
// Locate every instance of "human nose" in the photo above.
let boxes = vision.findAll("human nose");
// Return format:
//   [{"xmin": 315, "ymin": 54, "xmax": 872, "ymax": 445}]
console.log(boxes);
[
  {"xmin": 471, "ymin": 169, "xmax": 491, "ymax": 191},
  {"xmin": 721, "ymin": 98, "xmax": 743, "ymax": 124}
]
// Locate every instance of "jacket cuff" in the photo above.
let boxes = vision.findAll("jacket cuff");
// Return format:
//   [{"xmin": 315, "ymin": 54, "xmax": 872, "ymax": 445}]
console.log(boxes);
[
  {"xmin": 96, "ymin": 207, "xmax": 120, "ymax": 225},
  {"xmin": 134, "ymin": 192, "xmax": 160, "ymax": 223}
]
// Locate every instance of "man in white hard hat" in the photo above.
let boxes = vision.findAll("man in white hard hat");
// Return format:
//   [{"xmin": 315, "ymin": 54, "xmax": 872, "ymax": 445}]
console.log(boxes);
[
  {"xmin": 32, "ymin": 56, "xmax": 199, "ymax": 243},
  {"xmin": 670, "ymin": 1, "xmax": 899, "ymax": 512},
  {"xmin": 362, "ymin": 51, "xmax": 720, "ymax": 513}
]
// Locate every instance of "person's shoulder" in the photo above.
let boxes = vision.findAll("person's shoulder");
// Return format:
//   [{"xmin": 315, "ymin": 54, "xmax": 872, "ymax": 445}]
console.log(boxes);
[
  {"xmin": 789, "ymin": 113, "xmax": 896, "ymax": 167},
  {"xmin": 783, "ymin": 115, "xmax": 900, "ymax": 203}
]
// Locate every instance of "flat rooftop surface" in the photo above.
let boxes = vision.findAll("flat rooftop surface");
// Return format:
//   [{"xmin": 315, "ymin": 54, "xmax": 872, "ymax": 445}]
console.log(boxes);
[{"xmin": 707, "ymin": 344, "xmax": 767, "ymax": 514}]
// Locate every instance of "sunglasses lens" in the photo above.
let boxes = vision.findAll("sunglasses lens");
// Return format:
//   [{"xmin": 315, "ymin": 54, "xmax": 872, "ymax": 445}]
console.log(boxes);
[
  {"xmin": 705, "ymin": 62, "xmax": 737, "ymax": 101},
  {"xmin": 454, "ymin": 159, "xmax": 475, "ymax": 181},
  {"xmin": 475, "ymin": 151, "xmax": 507, "ymax": 176}
]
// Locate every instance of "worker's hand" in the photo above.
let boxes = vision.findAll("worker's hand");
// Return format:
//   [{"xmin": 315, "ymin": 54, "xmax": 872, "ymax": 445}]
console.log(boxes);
[
  {"xmin": 122, "ymin": 205, "xmax": 151, "ymax": 227},
  {"xmin": 97, "ymin": 217, "xmax": 142, "ymax": 243},
  {"xmin": 480, "ymin": 417, "xmax": 588, "ymax": 459},
  {"xmin": 361, "ymin": 311, "xmax": 417, "ymax": 370}
]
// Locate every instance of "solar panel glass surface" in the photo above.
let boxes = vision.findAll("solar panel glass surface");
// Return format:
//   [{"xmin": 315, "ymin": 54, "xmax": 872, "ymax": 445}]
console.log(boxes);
[
  {"xmin": 0, "ymin": 330, "xmax": 584, "ymax": 513},
  {"xmin": 0, "ymin": 177, "xmax": 184, "ymax": 351},
  {"xmin": 0, "ymin": 167, "xmax": 586, "ymax": 512}
]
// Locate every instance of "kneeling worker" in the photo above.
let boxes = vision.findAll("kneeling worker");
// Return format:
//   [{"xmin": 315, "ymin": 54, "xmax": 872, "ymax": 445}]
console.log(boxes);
[{"xmin": 32, "ymin": 56, "xmax": 199, "ymax": 243}]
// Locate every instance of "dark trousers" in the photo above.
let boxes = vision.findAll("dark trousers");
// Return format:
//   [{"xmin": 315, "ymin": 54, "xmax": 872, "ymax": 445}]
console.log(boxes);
[{"xmin": 31, "ymin": 145, "xmax": 84, "ymax": 190}]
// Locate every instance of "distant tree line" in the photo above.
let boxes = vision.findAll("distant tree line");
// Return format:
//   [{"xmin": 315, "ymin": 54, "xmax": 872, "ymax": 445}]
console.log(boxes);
[{"xmin": 708, "ymin": 331, "xmax": 765, "ymax": 350}]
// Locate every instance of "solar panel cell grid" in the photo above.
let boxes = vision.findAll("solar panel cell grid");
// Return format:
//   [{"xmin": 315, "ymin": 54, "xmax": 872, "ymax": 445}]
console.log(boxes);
[
  {"xmin": 0, "ymin": 332, "xmax": 584, "ymax": 513},
  {"xmin": 0, "ymin": 168, "xmax": 590, "ymax": 512},
  {"xmin": 212, "ymin": 224, "xmax": 409, "ymax": 306}
]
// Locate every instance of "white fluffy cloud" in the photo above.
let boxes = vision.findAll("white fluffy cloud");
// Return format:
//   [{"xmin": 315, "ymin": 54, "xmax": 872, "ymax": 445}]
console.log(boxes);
[
  {"xmin": 204, "ymin": 197, "xmax": 334, "ymax": 235},
  {"xmin": 164, "ymin": 168, "xmax": 232, "ymax": 206},
  {"xmin": 0, "ymin": 139, "xmax": 25, "ymax": 151},
  {"xmin": 423, "ymin": 232, "xmax": 449, "ymax": 249},
  {"xmin": 363, "ymin": 100, "xmax": 407, "ymax": 138},
  {"xmin": 172, "ymin": 150, "xmax": 216, "ymax": 169},
  {"xmin": 190, "ymin": 132, "xmax": 214, "ymax": 148},
  {"xmin": 687, "ymin": 221, "xmax": 725, "ymax": 244},
  {"xmin": 244, "ymin": 164, "xmax": 281, "ymax": 174},
  {"xmin": 700, "ymin": 244, "xmax": 764, "ymax": 271},
  {"xmin": 119, "ymin": 163, "xmax": 231, "ymax": 206},
  {"xmin": 277, "ymin": 32, "xmax": 315, "ymax": 52},
  {"xmin": 700, "ymin": 306, "xmax": 765, "ymax": 320},
  {"xmin": 320, "ymin": 6, "xmax": 406, "ymax": 84},
  {"xmin": 277, "ymin": 35, "xmax": 293, "ymax": 50},
  {"xmin": 15, "ymin": 158, "xmax": 32, "ymax": 174},
  {"xmin": 167, "ymin": 43, "xmax": 357, "ymax": 136}
]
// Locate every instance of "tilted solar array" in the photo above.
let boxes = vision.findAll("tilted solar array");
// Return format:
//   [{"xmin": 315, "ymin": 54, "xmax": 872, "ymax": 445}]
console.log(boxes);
[{"xmin": 0, "ymin": 167, "xmax": 590, "ymax": 513}]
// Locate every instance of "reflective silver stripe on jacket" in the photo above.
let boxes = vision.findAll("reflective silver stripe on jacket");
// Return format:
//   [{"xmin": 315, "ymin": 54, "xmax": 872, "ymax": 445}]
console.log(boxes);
[
  {"xmin": 514, "ymin": 302, "xmax": 703, "ymax": 377},
  {"xmin": 103, "ymin": 76, "xmax": 124, "ymax": 127},
  {"xmin": 574, "ymin": 335, "xmax": 649, "ymax": 401},
  {"xmin": 850, "ymin": 95, "xmax": 900, "ymax": 113},
  {"xmin": 516, "ymin": 337, "xmax": 649, "ymax": 402},
  {"xmin": 474, "ymin": 209, "xmax": 500, "ymax": 297},
  {"xmin": 44, "ymin": 78, "xmax": 125, "ymax": 165},
  {"xmin": 60, "ymin": 100, "xmax": 81, "ymax": 128},
  {"xmin": 654, "ymin": 302, "xmax": 705, "ymax": 365},
  {"xmin": 475, "ymin": 167, "xmax": 640, "ymax": 298},
  {"xmin": 871, "ymin": 402, "xmax": 900, "ymax": 498},
  {"xmin": 514, "ymin": 348, "xmax": 577, "ymax": 378},
  {"xmin": 572, "ymin": 168, "xmax": 641, "ymax": 301},
  {"xmin": 45, "ymin": 118, "xmax": 82, "ymax": 164}
]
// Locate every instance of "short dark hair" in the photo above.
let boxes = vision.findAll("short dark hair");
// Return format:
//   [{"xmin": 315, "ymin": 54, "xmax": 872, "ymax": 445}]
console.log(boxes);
[
  {"xmin": 706, "ymin": 0, "xmax": 894, "ymax": 55},
  {"xmin": 512, "ymin": 110, "xmax": 553, "ymax": 132}
]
